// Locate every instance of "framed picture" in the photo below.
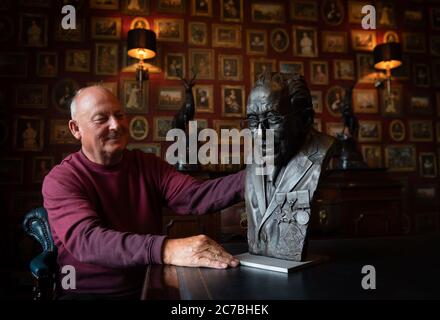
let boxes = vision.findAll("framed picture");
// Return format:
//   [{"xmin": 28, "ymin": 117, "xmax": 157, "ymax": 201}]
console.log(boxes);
[
  {"xmin": 293, "ymin": 26, "xmax": 318, "ymax": 57},
  {"xmin": 189, "ymin": 49, "xmax": 214, "ymax": 80},
  {"xmin": 250, "ymin": 58, "xmax": 276, "ymax": 86},
  {"xmin": 0, "ymin": 16, "xmax": 14, "ymax": 42},
  {"xmin": 353, "ymin": 89, "xmax": 378, "ymax": 114},
  {"xmin": 326, "ymin": 122, "xmax": 344, "ymax": 138},
  {"xmin": 246, "ymin": 29, "xmax": 267, "ymax": 55},
  {"xmin": 220, "ymin": 0, "xmax": 243, "ymax": 22},
  {"xmin": 419, "ymin": 153, "xmax": 437, "ymax": 178},
  {"xmin": 157, "ymin": 86, "xmax": 184, "ymax": 111},
  {"xmin": 431, "ymin": 7, "xmax": 440, "ymax": 30},
  {"xmin": 165, "ymin": 53, "xmax": 185, "ymax": 80},
  {"xmin": 19, "ymin": 13, "xmax": 47, "ymax": 47},
  {"xmin": 290, "ymin": 0, "xmax": 317, "ymax": 21},
  {"xmin": 251, "ymin": 3, "xmax": 285, "ymax": 24},
  {"xmin": 129, "ymin": 116, "xmax": 149, "ymax": 141},
  {"xmin": 381, "ymin": 86, "xmax": 402, "ymax": 117},
  {"xmin": 432, "ymin": 60, "xmax": 440, "ymax": 86},
  {"xmin": 91, "ymin": 17, "xmax": 121, "ymax": 40},
  {"xmin": 389, "ymin": 119, "xmax": 406, "ymax": 142},
  {"xmin": 87, "ymin": 81, "xmax": 118, "ymax": 97},
  {"xmin": 193, "ymin": 85, "xmax": 214, "ymax": 113},
  {"xmin": 356, "ymin": 53, "xmax": 376, "ymax": 83},
  {"xmin": 55, "ymin": 18, "xmax": 84, "ymax": 42},
  {"xmin": 221, "ymin": 85, "xmax": 245, "ymax": 118},
  {"xmin": 358, "ymin": 121, "xmax": 381, "ymax": 142},
  {"xmin": 154, "ymin": 19, "xmax": 184, "ymax": 42},
  {"xmin": 384, "ymin": 145, "xmax": 416, "ymax": 172},
  {"xmin": 409, "ymin": 120, "xmax": 433, "ymax": 142},
  {"xmin": 334, "ymin": 59, "xmax": 355, "ymax": 80},
  {"xmin": 311, "ymin": 90, "xmax": 323, "ymax": 114},
  {"xmin": 377, "ymin": 1, "xmax": 396, "ymax": 28},
  {"xmin": 213, "ymin": 120, "xmax": 241, "ymax": 144},
  {"xmin": 413, "ymin": 64, "xmax": 431, "ymax": 87},
  {"xmin": 191, "ymin": 0, "xmax": 212, "ymax": 17},
  {"xmin": 90, "ymin": 0, "xmax": 119, "ymax": 10},
  {"xmin": 322, "ymin": 31, "xmax": 347, "ymax": 53},
  {"xmin": 415, "ymin": 185, "xmax": 437, "ymax": 208},
  {"xmin": 326, "ymin": 86, "xmax": 346, "ymax": 117},
  {"xmin": 49, "ymin": 120, "xmax": 78, "ymax": 145},
  {"xmin": 279, "ymin": 61, "xmax": 304, "ymax": 76},
  {"xmin": 52, "ymin": 78, "xmax": 79, "ymax": 113},
  {"xmin": 313, "ymin": 119, "xmax": 322, "ymax": 132},
  {"xmin": 212, "ymin": 24, "xmax": 242, "ymax": 49},
  {"xmin": 130, "ymin": 17, "xmax": 150, "ymax": 30},
  {"xmin": 122, "ymin": 0, "xmax": 150, "ymax": 15},
  {"xmin": 348, "ymin": 1, "xmax": 369, "ymax": 24},
  {"xmin": 0, "ymin": 158, "xmax": 23, "ymax": 185},
  {"xmin": 409, "ymin": 95, "xmax": 432, "ymax": 115},
  {"xmin": 321, "ymin": 0, "xmax": 344, "ymax": 26},
  {"xmin": 218, "ymin": 54, "xmax": 243, "ymax": 81},
  {"xmin": 361, "ymin": 145, "xmax": 382, "ymax": 168},
  {"xmin": 188, "ymin": 22, "xmax": 208, "ymax": 46},
  {"xmin": 154, "ymin": 116, "xmax": 173, "ymax": 141},
  {"xmin": 0, "ymin": 53, "xmax": 28, "ymax": 78},
  {"xmin": 127, "ymin": 143, "xmax": 161, "ymax": 157},
  {"xmin": 270, "ymin": 28, "xmax": 289, "ymax": 53},
  {"xmin": 16, "ymin": 84, "xmax": 47, "ymax": 108},
  {"xmin": 65, "ymin": 49, "xmax": 90, "ymax": 73},
  {"xmin": 95, "ymin": 43, "xmax": 119, "ymax": 75},
  {"xmin": 310, "ymin": 61, "xmax": 329, "ymax": 85},
  {"xmin": 157, "ymin": 0, "xmax": 185, "ymax": 13},
  {"xmin": 14, "ymin": 116, "xmax": 44, "ymax": 151},
  {"xmin": 36, "ymin": 52, "xmax": 57, "ymax": 77},
  {"xmin": 402, "ymin": 33, "xmax": 426, "ymax": 53},
  {"xmin": 120, "ymin": 79, "xmax": 148, "ymax": 114},
  {"xmin": 351, "ymin": 30, "xmax": 376, "ymax": 51},
  {"xmin": 32, "ymin": 156, "xmax": 54, "ymax": 183},
  {"xmin": 403, "ymin": 8, "xmax": 425, "ymax": 27},
  {"xmin": 383, "ymin": 31, "xmax": 399, "ymax": 43}
]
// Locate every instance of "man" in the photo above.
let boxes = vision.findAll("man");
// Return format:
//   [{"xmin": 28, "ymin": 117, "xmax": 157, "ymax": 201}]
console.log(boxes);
[{"xmin": 42, "ymin": 86, "xmax": 243, "ymax": 298}]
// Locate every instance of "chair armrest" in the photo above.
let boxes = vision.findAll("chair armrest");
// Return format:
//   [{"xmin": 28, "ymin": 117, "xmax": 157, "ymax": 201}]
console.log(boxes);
[{"xmin": 30, "ymin": 251, "xmax": 57, "ymax": 279}]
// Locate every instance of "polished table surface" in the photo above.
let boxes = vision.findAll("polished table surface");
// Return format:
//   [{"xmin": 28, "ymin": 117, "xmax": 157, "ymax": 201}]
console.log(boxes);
[{"xmin": 142, "ymin": 234, "xmax": 440, "ymax": 300}]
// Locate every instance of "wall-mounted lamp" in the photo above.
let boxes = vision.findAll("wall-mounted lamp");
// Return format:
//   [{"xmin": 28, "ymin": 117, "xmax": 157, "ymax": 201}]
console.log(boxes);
[{"xmin": 373, "ymin": 42, "xmax": 402, "ymax": 95}]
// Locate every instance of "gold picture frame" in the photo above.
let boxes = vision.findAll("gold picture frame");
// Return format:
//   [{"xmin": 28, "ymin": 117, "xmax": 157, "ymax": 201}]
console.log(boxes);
[
  {"xmin": 358, "ymin": 120, "xmax": 382, "ymax": 142},
  {"xmin": 250, "ymin": 58, "xmax": 276, "ymax": 86},
  {"xmin": 212, "ymin": 24, "xmax": 242, "ymax": 48},
  {"xmin": 246, "ymin": 29, "xmax": 267, "ymax": 55},
  {"xmin": 220, "ymin": 0, "xmax": 243, "ymax": 22},
  {"xmin": 218, "ymin": 54, "xmax": 243, "ymax": 81},
  {"xmin": 191, "ymin": 0, "xmax": 212, "ymax": 17},
  {"xmin": 221, "ymin": 85, "xmax": 245, "ymax": 118},
  {"xmin": 91, "ymin": 17, "xmax": 121, "ymax": 40},
  {"xmin": 384, "ymin": 144, "xmax": 416, "ymax": 172},
  {"xmin": 193, "ymin": 85, "xmax": 214, "ymax": 113},
  {"xmin": 154, "ymin": 19, "xmax": 184, "ymax": 42},
  {"xmin": 153, "ymin": 116, "xmax": 174, "ymax": 141},
  {"xmin": 292, "ymin": 26, "xmax": 318, "ymax": 57},
  {"xmin": 189, "ymin": 48, "xmax": 214, "ymax": 80}
]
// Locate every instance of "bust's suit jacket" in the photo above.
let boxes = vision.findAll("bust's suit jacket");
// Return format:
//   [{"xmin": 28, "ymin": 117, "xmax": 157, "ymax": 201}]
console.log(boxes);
[{"xmin": 245, "ymin": 129, "xmax": 335, "ymax": 261}]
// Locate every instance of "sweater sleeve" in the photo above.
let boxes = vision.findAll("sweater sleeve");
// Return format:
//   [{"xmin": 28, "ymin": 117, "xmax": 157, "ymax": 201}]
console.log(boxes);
[{"xmin": 42, "ymin": 168, "xmax": 166, "ymax": 268}]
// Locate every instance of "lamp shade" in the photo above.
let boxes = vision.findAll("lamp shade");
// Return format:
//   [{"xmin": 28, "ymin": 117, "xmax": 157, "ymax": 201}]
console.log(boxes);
[
  {"xmin": 127, "ymin": 29, "xmax": 157, "ymax": 60},
  {"xmin": 373, "ymin": 42, "xmax": 402, "ymax": 70}
]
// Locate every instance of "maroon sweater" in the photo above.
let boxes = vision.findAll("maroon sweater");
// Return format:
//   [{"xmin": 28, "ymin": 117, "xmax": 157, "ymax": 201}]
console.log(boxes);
[{"xmin": 42, "ymin": 149, "xmax": 245, "ymax": 296}]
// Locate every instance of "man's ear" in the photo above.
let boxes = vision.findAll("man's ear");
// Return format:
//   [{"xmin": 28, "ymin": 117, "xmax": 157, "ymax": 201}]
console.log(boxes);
[{"xmin": 68, "ymin": 120, "xmax": 81, "ymax": 141}]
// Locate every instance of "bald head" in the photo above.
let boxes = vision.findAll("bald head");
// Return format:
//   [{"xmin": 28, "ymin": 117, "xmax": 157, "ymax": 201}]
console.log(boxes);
[{"xmin": 70, "ymin": 85, "xmax": 117, "ymax": 120}]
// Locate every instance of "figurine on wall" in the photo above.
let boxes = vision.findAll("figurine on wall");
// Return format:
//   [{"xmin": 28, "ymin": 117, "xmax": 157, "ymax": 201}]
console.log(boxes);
[{"xmin": 245, "ymin": 72, "xmax": 336, "ymax": 262}]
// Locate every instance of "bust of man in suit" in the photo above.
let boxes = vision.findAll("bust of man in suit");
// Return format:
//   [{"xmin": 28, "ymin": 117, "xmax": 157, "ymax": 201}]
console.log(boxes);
[{"xmin": 245, "ymin": 73, "xmax": 335, "ymax": 261}]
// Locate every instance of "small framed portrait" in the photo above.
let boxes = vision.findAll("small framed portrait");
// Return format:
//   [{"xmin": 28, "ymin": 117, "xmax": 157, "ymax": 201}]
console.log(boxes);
[
  {"xmin": 356, "ymin": 53, "xmax": 376, "ymax": 83},
  {"xmin": 251, "ymin": 3, "xmax": 286, "ymax": 24},
  {"xmin": 91, "ymin": 0, "xmax": 119, "ymax": 10},
  {"xmin": 381, "ymin": 86, "xmax": 402, "ymax": 117},
  {"xmin": 384, "ymin": 145, "xmax": 416, "ymax": 172},
  {"xmin": 165, "ymin": 53, "xmax": 186, "ymax": 80},
  {"xmin": 218, "ymin": 54, "xmax": 243, "ymax": 81},
  {"xmin": 377, "ymin": 1, "xmax": 396, "ymax": 28},
  {"xmin": 311, "ymin": 90, "xmax": 323, "ymax": 114},
  {"xmin": 193, "ymin": 85, "xmax": 214, "ymax": 113},
  {"xmin": 213, "ymin": 120, "xmax": 241, "ymax": 144},
  {"xmin": 246, "ymin": 29, "xmax": 267, "ymax": 55},
  {"xmin": 49, "ymin": 120, "xmax": 78, "ymax": 145},
  {"xmin": 189, "ymin": 49, "xmax": 214, "ymax": 80},
  {"xmin": 52, "ymin": 78, "xmax": 79, "ymax": 113},
  {"xmin": 361, "ymin": 145, "xmax": 382, "ymax": 168},
  {"xmin": 310, "ymin": 61, "xmax": 329, "ymax": 85},
  {"xmin": 290, "ymin": 0, "xmax": 318, "ymax": 21},
  {"xmin": 409, "ymin": 120, "xmax": 433, "ymax": 142},
  {"xmin": 65, "ymin": 49, "xmax": 90, "ymax": 73},
  {"xmin": 0, "ymin": 53, "xmax": 28, "ymax": 78},
  {"xmin": 326, "ymin": 86, "xmax": 346, "ymax": 117},
  {"xmin": 321, "ymin": 0, "xmax": 344, "ymax": 26},
  {"xmin": 130, "ymin": 17, "xmax": 150, "ymax": 30},
  {"xmin": 279, "ymin": 61, "xmax": 304, "ymax": 76},
  {"xmin": 351, "ymin": 30, "xmax": 376, "ymax": 51},
  {"xmin": 212, "ymin": 24, "xmax": 242, "ymax": 49},
  {"xmin": 431, "ymin": 8, "xmax": 440, "ymax": 30},
  {"xmin": 403, "ymin": 8, "xmax": 425, "ymax": 27},
  {"xmin": 432, "ymin": 60, "xmax": 440, "ymax": 86},
  {"xmin": 409, "ymin": 95, "xmax": 432, "ymax": 115},
  {"xmin": 270, "ymin": 28, "xmax": 289, "ymax": 53},
  {"xmin": 293, "ymin": 26, "xmax": 318, "ymax": 57},
  {"xmin": 55, "ymin": 18, "xmax": 84, "ymax": 42},
  {"xmin": 36, "ymin": 52, "xmax": 58, "ymax": 77},
  {"xmin": 322, "ymin": 31, "xmax": 347, "ymax": 53},
  {"xmin": 389, "ymin": 119, "xmax": 406, "ymax": 142},
  {"xmin": 313, "ymin": 119, "xmax": 322, "ymax": 132},
  {"xmin": 87, "ymin": 82, "xmax": 118, "ymax": 97},
  {"xmin": 221, "ymin": 0, "xmax": 243, "ymax": 22},
  {"xmin": 95, "ymin": 43, "xmax": 119, "ymax": 75},
  {"xmin": 334, "ymin": 59, "xmax": 355, "ymax": 80},
  {"xmin": 157, "ymin": 86, "xmax": 184, "ymax": 111},
  {"xmin": 402, "ymin": 33, "xmax": 426, "ymax": 53},
  {"xmin": 129, "ymin": 116, "xmax": 149, "ymax": 141},
  {"xmin": 122, "ymin": 0, "xmax": 150, "ymax": 15},
  {"xmin": 91, "ymin": 17, "xmax": 121, "ymax": 40},
  {"xmin": 188, "ymin": 22, "xmax": 208, "ymax": 46},
  {"xmin": 353, "ymin": 89, "xmax": 378, "ymax": 114},
  {"xmin": 419, "ymin": 153, "xmax": 437, "ymax": 178},
  {"xmin": 157, "ymin": 0, "xmax": 185, "ymax": 13},
  {"xmin": 127, "ymin": 143, "xmax": 161, "ymax": 157},
  {"xmin": 413, "ymin": 64, "xmax": 431, "ymax": 87},
  {"xmin": 154, "ymin": 116, "xmax": 173, "ymax": 141},
  {"xmin": 326, "ymin": 122, "xmax": 344, "ymax": 138},
  {"xmin": 154, "ymin": 19, "xmax": 184, "ymax": 42},
  {"xmin": 14, "ymin": 116, "xmax": 44, "ymax": 151},
  {"xmin": 16, "ymin": 84, "xmax": 47, "ymax": 108},
  {"xmin": 120, "ymin": 79, "xmax": 148, "ymax": 114},
  {"xmin": 221, "ymin": 85, "xmax": 245, "ymax": 118},
  {"xmin": 32, "ymin": 156, "xmax": 54, "ymax": 183},
  {"xmin": 0, "ymin": 158, "xmax": 23, "ymax": 185},
  {"xmin": 250, "ymin": 58, "xmax": 276, "ymax": 86},
  {"xmin": 0, "ymin": 16, "xmax": 14, "ymax": 42},
  {"xmin": 191, "ymin": 0, "xmax": 212, "ymax": 17},
  {"xmin": 358, "ymin": 121, "xmax": 381, "ymax": 142},
  {"xmin": 19, "ymin": 13, "xmax": 47, "ymax": 47},
  {"xmin": 348, "ymin": 1, "xmax": 369, "ymax": 24},
  {"xmin": 383, "ymin": 31, "xmax": 399, "ymax": 43}
]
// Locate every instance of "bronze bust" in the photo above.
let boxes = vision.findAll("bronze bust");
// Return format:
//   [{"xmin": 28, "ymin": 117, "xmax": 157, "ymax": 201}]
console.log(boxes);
[{"xmin": 245, "ymin": 73, "xmax": 336, "ymax": 261}]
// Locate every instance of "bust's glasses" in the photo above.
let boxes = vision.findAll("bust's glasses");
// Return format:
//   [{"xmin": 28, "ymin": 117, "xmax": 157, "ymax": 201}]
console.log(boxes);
[{"xmin": 241, "ymin": 111, "xmax": 297, "ymax": 130}]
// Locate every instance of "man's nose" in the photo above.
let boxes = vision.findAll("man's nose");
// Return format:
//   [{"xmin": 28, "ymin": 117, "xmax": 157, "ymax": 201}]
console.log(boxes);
[{"xmin": 109, "ymin": 116, "xmax": 121, "ymax": 130}]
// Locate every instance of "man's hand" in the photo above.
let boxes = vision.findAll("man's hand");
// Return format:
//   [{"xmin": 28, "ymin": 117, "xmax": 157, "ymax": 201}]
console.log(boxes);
[{"xmin": 162, "ymin": 235, "xmax": 240, "ymax": 269}]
